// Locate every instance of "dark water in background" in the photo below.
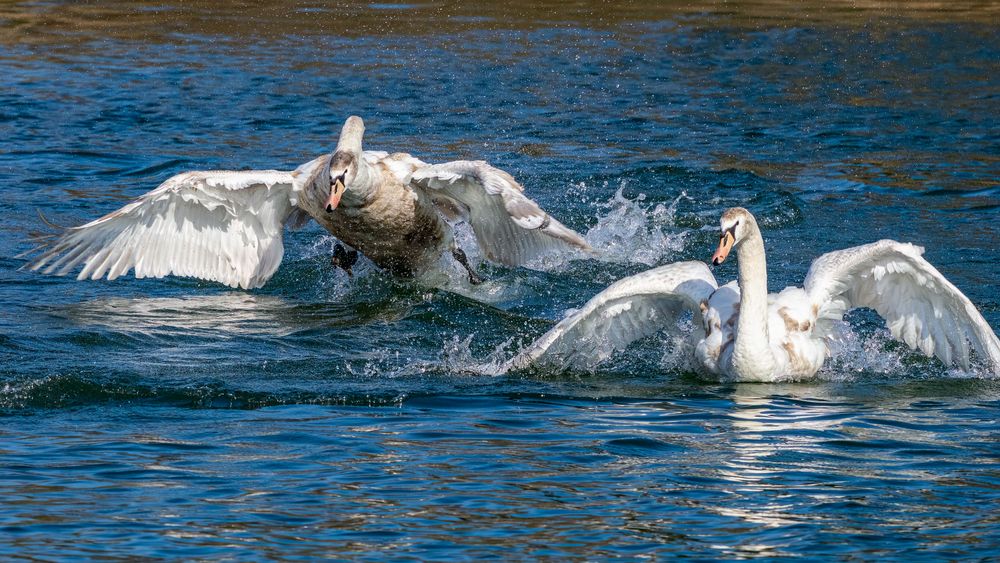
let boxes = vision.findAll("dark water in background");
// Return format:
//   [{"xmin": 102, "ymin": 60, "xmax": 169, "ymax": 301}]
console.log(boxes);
[{"xmin": 2, "ymin": 1, "xmax": 999, "ymax": 559}]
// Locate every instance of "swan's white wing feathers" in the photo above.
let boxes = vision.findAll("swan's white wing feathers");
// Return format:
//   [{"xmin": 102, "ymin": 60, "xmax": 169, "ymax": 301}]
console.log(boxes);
[
  {"xmin": 804, "ymin": 239, "xmax": 1000, "ymax": 371},
  {"xmin": 509, "ymin": 261, "xmax": 718, "ymax": 371},
  {"xmin": 410, "ymin": 160, "xmax": 592, "ymax": 266},
  {"xmin": 24, "ymin": 170, "xmax": 298, "ymax": 289}
]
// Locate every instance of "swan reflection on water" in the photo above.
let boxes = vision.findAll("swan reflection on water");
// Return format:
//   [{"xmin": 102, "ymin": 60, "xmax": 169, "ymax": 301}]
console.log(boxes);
[{"xmin": 54, "ymin": 294, "xmax": 306, "ymax": 337}]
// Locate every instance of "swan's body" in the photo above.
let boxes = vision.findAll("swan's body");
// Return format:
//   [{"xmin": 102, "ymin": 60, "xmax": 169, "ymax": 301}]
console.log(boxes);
[
  {"xmin": 511, "ymin": 208, "xmax": 1000, "ymax": 381},
  {"xmin": 24, "ymin": 116, "xmax": 591, "ymax": 288},
  {"xmin": 297, "ymin": 150, "xmax": 450, "ymax": 277}
]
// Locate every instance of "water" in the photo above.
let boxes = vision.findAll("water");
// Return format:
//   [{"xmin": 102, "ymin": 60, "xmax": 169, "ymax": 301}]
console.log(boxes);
[{"xmin": 2, "ymin": 2, "xmax": 999, "ymax": 559}]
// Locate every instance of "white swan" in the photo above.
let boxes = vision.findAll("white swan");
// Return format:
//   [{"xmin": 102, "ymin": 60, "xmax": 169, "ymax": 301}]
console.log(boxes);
[
  {"xmin": 510, "ymin": 207, "xmax": 1000, "ymax": 381},
  {"xmin": 23, "ymin": 116, "xmax": 591, "ymax": 289}
]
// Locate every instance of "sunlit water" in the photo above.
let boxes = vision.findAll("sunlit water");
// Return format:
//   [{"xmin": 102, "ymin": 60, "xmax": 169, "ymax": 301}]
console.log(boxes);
[{"xmin": 1, "ymin": 2, "xmax": 998, "ymax": 559}]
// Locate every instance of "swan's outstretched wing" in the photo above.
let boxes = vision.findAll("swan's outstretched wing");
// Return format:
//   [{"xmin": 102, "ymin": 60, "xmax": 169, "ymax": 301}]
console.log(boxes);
[
  {"xmin": 22, "ymin": 170, "xmax": 300, "ymax": 289},
  {"xmin": 508, "ymin": 261, "xmax": 718, "ymax": 371},
  {"xmin": 409, "ymin": 160, "xmax": 592, "ymax": 266},
  {"xmin": 805, "ymin": 240, "xmax": 1000, "ymax": 371}
]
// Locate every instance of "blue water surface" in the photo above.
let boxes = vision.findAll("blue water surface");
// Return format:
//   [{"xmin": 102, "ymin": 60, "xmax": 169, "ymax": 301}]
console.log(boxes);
[{"xmin": 1, "ymin": 2, "xmax": 999, "ymax": 559}]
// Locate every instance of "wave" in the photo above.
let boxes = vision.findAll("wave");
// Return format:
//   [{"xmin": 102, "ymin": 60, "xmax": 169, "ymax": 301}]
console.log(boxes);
[{"xmin": 0, "ymin": 372, "xmax": 412, "ymax": 412}]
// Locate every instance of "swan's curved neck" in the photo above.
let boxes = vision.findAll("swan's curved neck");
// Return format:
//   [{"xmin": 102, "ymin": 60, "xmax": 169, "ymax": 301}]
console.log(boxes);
[
  {"xmin": 342, "ymin": 153, "xmax": 378, "ymax": 207},
  {"xmin": 732, "ymin": 224, "xmax": 777, "ymax": 377}
]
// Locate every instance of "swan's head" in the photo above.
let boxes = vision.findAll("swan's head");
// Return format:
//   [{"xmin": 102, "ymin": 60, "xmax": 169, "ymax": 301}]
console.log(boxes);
[
  {"xmin": 712, "ymin": 207, "xmax": 755, "ymax": 265},
  {"xmin": 325, "ymin": 116, "xmax": 366, "ymax": 212}
]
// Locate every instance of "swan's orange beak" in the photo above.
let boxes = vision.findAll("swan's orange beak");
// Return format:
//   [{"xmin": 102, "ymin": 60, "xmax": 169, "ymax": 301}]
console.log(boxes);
[
  {"xmin": 325, "ymin": 178, "xmax": 345, "ymax": 212},
  {"xmin": 712, "ymin": 231, "xmax": 734, "ymax": 266}
]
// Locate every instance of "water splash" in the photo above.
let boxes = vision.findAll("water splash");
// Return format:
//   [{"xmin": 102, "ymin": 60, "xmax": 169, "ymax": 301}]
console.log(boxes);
[
  {"xmin": 657, "ymin": 316, "xmax": 702, "ymax": 374},
  {"xmin": 438, "ymin": 334, "xmax": 517, "ymax": 376},
  {"xmin": 345, "ymin": 347, "xmax": 413, "ymax": 379},
  {"xmin": 818, "ymin": 320, "xmax": 926, "ymax": 382},
  {"xmin": 298, "ymin": 235, "xmax": 379, "ymax": 298},
  {"xmin": 455, "ymin": 182, "xmax": 695, "ymax": 275},
  {"xmin": 419, "ymin": 223, "xmax": 543, "ymax": 304},
  {"xmin": 0, "ymin": 376, "xmax": 51, "ymax": 409},
  {"xmin": 824, "ymin": 311, "xmax": 1000, "ymax": 382},
  {"xmin": 583, "ymin": 185, "xmax": 690, "ymax": 266}
]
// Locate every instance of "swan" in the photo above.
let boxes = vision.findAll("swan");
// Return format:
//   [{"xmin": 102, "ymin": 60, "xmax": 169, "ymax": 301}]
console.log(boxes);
[
  {"xmin": 22, "ymin": 116, "xmax": 591, "ymax": 289},
  {"xmin": 509, "ymin": 207, "xmax": 1000, "ymax": 381}
]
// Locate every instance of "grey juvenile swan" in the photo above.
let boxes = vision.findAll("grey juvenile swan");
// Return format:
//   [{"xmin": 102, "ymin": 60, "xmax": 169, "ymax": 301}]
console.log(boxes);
[
  {"xmin": 24, "ymin": 116, "xmax": 591, "ymax": 288},
  {"xmin": 510, "ymin": 207, "xmax": 1000, "ymax": 381}
]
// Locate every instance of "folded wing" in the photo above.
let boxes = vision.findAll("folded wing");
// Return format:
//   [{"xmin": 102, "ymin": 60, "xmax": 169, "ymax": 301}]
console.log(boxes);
[
  {"xmin": 409, "ymin": 160, "xmax": 592, "ymax": 266},
  {"xmin": 805, "ymin": 240, "xmax": 1000, "ymax": 371},
  {"xmin": 23, "ymin": 170, "xmax": 299, "ymax": 289},
  {"xmin": 508, "ymin": 261, "xmax": 718, "ymax": 371}
]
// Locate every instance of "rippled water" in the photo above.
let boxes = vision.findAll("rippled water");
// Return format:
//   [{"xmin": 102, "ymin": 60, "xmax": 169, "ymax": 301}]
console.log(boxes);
[{"xmin": 2, "ymin": 2, "xmax": 999, "ymax": 559}]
